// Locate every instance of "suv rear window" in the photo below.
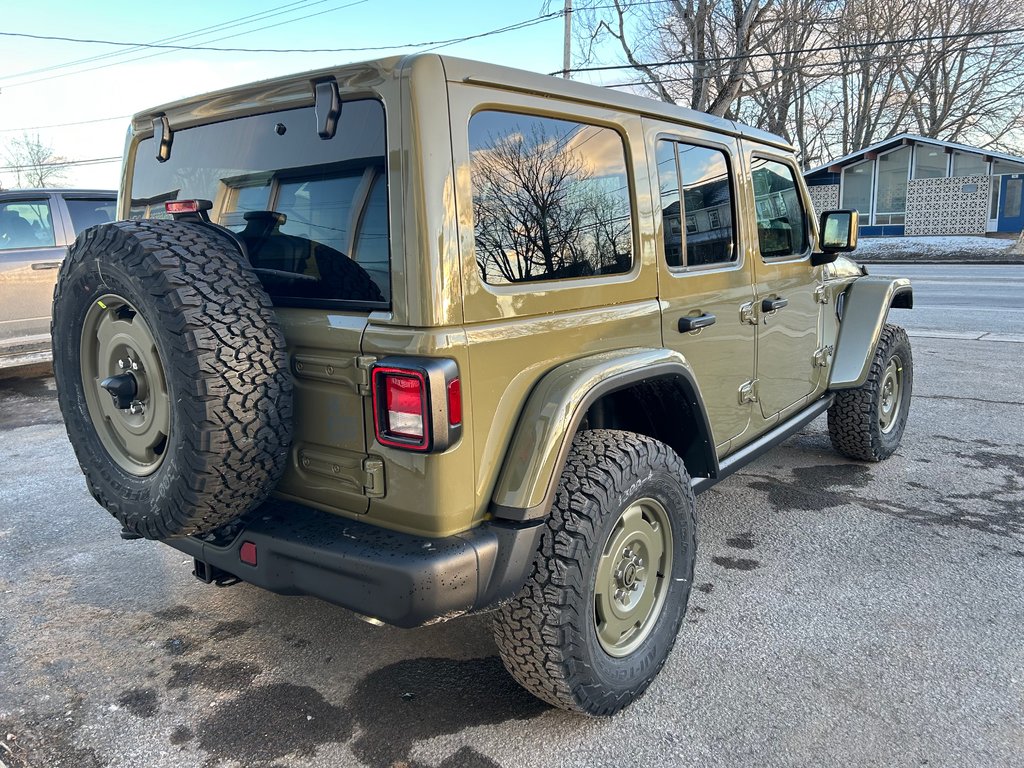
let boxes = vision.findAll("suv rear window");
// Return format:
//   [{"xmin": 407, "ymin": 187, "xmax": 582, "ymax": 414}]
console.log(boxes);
[{"xmin": 129, "ymin": 99, "xmax": 390, "ymax": 308}]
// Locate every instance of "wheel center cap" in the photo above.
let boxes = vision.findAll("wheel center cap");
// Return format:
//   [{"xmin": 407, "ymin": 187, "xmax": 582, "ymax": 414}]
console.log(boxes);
[{"xmin": 100, "ymin": 373, "xmax": 139, "ymax": 410}]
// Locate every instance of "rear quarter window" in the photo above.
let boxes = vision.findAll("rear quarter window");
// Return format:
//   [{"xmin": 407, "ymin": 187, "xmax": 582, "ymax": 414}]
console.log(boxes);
[{"xmin": 468, "ymin": 110, "xmax": 634, "ymax": 286}]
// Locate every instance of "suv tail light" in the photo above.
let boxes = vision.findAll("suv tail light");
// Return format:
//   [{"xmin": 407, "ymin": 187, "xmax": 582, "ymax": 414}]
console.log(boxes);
[{"xmin": 371, "ymin": 358, "xmax": 462, "ymax": 452}]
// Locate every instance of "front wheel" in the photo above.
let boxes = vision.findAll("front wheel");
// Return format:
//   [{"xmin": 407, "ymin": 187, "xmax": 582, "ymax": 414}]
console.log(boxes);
[
  {"xmin": 828, "ymin": 323, "xmax": 913, "ymax": 461},
  {"xmin": 493, "ymin": 430, "xmax": 697, "ymax": 716}
]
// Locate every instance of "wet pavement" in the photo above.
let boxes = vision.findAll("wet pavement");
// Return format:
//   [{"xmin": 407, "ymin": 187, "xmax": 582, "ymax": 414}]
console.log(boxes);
[{"xmin": 1, "ymin": 312, "xmax": 1022, "ymax": 766}]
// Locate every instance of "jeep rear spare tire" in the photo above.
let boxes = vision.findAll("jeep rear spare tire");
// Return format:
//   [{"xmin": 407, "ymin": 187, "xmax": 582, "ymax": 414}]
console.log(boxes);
[{"xmin": 52, "ymin": 220, "xmax": 293, "ymax": 539}]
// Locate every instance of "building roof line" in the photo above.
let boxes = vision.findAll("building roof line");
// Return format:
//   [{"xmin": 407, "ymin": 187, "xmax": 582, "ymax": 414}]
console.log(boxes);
[{"xmin": 804, "ymin": 133, "xmax": 1024, "ymax": 175}]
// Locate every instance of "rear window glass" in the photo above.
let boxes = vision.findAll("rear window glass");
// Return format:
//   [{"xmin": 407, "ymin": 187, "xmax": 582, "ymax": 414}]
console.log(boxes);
[
  {"xmin": 129, "ymin": 99, "xmax": 389, "ymax": 308},
  {"xmin": 65, "ymin": 198, "xmax": 116, "ymax": 236},
  {"xmin": 469, "ymin": 110, "xmax": 634, "ymax": 285}
]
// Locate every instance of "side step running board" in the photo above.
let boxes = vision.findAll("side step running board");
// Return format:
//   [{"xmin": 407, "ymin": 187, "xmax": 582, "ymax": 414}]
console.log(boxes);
[{"xmin": 691, "ymin": 394, "xmax": 835, "ymax": 495}]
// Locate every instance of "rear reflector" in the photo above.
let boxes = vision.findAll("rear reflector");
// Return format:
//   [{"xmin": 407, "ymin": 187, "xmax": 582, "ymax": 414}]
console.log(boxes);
[
  {"xmin": 239, "ymin": 541, "xmax": 257, "ymax": 566},
  {"xmin": 447, "ymin": 378, "xmax": 462, "ymax": 426}
]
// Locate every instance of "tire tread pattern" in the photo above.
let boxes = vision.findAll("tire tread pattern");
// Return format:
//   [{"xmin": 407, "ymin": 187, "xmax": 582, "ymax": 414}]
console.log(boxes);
[
  {"xmin": 828, "ymin": 323, "xmax": 912, "ymax": 462},
  {"xmin": 52, "ymin": 220, "xmax": 293, "ymax": 539},
  {"xmin": 492, "ymin": 429, "xmax": 696, "ymax": 716}
]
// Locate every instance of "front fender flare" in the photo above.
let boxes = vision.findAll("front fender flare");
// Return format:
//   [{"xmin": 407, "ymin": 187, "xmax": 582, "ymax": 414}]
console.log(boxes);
[
  {"xmin": 489, "ymin": 347, "xmax": 716, "ymax": 521},
  {"xmin": 830, "ymin": 277, "xmax": 913, "ymax": 389}
]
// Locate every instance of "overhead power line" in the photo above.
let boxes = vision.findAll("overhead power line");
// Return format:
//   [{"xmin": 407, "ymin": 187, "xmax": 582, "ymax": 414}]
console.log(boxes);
[
  {"xmin": 0, "ymin": 9, "xmax": 563, "ymax": 56},
  {"xmin": 0, "ymin": 0, "xmax": 372, "ymax": 89},
  {"xmin": 0, "ymin": 0, "xmax": 328, "ymax": 82},
  {"xmin": 0, "ymin": 157, "xmax": 121, "ymax": 172},
  {"xmin": 0, "ymin": 116, "xmax": 131, "ymax": 133},
  {"xmin": 555, "ymin": 26, "xmax": 1024, "ymax": 74}
]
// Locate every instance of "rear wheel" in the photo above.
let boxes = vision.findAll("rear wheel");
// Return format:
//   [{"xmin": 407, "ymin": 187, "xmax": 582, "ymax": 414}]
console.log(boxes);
[
  {"xmin": 52, "ymin": 220, "xmax": 293, "ymax": 539},
  {"xmin": 493, "ymin": 430, "xmax": 697, "ymax": 715},
  {"xmin": 828, "ymin": 323, "xmax": 913, "ymax": 461}
]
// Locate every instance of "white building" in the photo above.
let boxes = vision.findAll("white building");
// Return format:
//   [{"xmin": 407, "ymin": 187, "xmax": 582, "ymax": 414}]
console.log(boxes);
[{"xmin": 804, "ymin": 134, "xmax": 1024, "ymax": 236}]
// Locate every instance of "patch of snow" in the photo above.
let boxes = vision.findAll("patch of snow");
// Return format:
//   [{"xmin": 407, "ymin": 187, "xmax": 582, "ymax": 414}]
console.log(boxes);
[{"xmin": 856, "ymin": 235, "xmax": 1015, "ymax": 256}]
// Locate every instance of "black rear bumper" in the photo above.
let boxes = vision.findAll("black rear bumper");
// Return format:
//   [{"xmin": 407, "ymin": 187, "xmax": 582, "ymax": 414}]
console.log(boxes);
[{"xmin": 164, "ymin": 502, "xmax": 544, "ymax": 628}]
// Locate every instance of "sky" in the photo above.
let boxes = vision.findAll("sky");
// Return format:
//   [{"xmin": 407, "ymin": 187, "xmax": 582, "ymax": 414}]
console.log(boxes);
[{"xmin": 0, "ymin": 0, "xmax": 593, "ymax": 190}]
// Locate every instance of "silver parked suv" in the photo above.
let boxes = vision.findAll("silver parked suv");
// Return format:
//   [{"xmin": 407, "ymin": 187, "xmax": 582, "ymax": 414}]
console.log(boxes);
[{"xmin": 0, "ymin": 189, "xmax": 116, "ymax": 370}]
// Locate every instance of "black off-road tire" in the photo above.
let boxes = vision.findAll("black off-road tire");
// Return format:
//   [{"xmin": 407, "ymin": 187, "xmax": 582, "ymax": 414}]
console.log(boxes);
[
  {"xmin": 828, "ymin": 323, "xmax": 913, "ymax": 462},
  {"xmin": 52, "ymin": 220, "xmax": 293, "ymax": 539},
  {"xmin": 493, "ymin": 430, "xmax": 697, "ymax": 716}
]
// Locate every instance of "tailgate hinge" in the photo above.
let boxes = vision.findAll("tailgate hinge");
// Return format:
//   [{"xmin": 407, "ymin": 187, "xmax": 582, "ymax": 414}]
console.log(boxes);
[
  {"xmin": 362, "ymin": 456, "xmax": 385, "ymax": 498},
  {"xmin": 738, "ymin": 379, "xmax": 759, "ymax": 404},
  {"xmin": 355, "ymin": 355, "xmax": 377, "ymax": 396}
]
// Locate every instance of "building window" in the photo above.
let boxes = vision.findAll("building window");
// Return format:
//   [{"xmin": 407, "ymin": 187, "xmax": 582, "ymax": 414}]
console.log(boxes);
[
  {"xmin": 992, "ymin": 159, "xmax": 1024, "ymax": 176},
  {"xmin": 656, "ymin": 139, "xmax": 736, "ymax": 268},
  {"xmin": 913, "ymin": 147, "xmax": 948, "ymax": 179},
  {"xmin": 469, "ymin": 111, "xmax": 633, "ymax": 285},
  {"xmin": 951, "ymin": 151, "xmax": 986, "ymax": 177},
  {"xmin": 751, "ymin": 157, "xmax": 808, "ymax": 259},
  {"xmin": 840, "ymin": 159, "xmax": 873, "ymax": 216},
  {"xmin": 875, "ymin": 147, "xmax": 910, "ymax": 223}
]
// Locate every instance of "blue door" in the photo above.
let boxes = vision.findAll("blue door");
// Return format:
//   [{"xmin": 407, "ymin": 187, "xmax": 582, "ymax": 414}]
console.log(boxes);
[{"xmin": 997, "ymin": 174, "xmax": 1024, "ymax": 232}]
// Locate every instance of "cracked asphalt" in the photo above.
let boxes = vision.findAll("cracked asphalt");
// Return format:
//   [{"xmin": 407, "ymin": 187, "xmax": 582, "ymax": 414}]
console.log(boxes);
[{"xmin": 1, "ymin": 264, "xmax": 1022, "ymax": 767}]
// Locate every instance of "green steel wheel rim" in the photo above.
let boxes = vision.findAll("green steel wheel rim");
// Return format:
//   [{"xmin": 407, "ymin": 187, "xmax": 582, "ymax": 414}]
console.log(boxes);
[
  {"xmin": 879, "ymin": 354, "xmax": 904, "ymax": 435},
  {"xmin": 594, "ymin": 496, "xmax": 674, "ymax": 658},
  {"xmin": 80, "ymin": 294, "xmax": 170, "ymax": 476}
]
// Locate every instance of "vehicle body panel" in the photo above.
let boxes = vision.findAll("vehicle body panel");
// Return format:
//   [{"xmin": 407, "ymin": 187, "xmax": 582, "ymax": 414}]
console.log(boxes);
[
  {"xmin": 1, "ymin": 189, "xmax": 115, "ymax": 368},
  {"xmin": 114, "ymin": 53, "xmax": 912, "ymax": 612}
]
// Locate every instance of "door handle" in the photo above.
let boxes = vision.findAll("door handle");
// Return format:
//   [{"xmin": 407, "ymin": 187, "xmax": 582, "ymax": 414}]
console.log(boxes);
[
  {"xmin": 31, "ymin": 262, "xmax": 61, "ymax": 270},
  {"xmin": 761, "ymin": 297, "xmax": 788, "ymax": 313},
  {"xmin": 678, "ymin": 313, "xmax": 717, "ymax": 332}
]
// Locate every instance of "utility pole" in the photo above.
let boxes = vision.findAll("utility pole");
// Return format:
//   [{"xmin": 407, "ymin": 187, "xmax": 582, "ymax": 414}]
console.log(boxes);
[{"xmin": 562, "ymin": 0, "xmax": 573, "ymax": 78}]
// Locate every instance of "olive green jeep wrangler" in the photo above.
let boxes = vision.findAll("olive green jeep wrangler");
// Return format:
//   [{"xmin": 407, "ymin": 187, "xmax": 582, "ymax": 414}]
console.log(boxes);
[{"xmin": 52, "ymin": 55, "xmax": 912, "ymax": 716}]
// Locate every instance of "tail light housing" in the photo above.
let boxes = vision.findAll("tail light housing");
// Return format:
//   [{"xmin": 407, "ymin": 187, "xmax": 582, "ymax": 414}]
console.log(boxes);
[{"xmin": 371, "ymin": 357, "xmax": 462, "ymax": 452}]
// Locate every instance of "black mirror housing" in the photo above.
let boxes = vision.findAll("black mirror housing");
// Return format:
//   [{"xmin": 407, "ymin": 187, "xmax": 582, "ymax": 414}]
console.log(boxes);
[{"xmin": 818, "ymin": 209, "xmax": 859, "ymax": 255}]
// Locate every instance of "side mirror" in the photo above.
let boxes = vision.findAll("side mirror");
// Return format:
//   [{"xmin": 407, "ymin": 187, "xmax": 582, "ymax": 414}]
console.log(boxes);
[{"xmin": 812, "ymin": 210, "xmax": 858, "ymax": 265}]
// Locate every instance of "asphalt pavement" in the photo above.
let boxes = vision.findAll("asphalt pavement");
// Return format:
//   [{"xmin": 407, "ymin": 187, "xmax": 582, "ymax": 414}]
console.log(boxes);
[{"xmin": 1, "ymin": 264, "xmax": 1021, "ymax": 768}]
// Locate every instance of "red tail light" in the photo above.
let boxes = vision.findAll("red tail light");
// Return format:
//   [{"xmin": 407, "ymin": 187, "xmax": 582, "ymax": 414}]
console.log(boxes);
[
  {"xmin": 380, "ymin": 369, "xmax": 427, "ymax": 445},
  {"xmin": 371, "ymin": 359, "xmax": 461, "ymax": 452}
]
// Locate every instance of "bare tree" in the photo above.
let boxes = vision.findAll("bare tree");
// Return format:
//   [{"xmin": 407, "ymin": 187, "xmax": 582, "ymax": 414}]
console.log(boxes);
[
  {"xmin": 575, "ymin": 0, "xmax": 776, "ymax": 116},
  {"xmin": 4, "ymin": 133, "xmax": 70, "ymax": 188},
  {"xmin": 572, "ymin": 0, "xmax": 1024, "ymax": 162}
]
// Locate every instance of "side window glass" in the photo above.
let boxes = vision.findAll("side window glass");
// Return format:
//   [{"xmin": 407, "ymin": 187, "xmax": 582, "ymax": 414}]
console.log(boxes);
[
  {"xmin": 656, "ymin": 140, "xmax": 736, "ymax": 268},
  {"xmin": 64, "ymin": 198, "xmax": 116, "ymax": 236},
  {"xmin": 469, "ymin": 111, "xmax": 633, "ymax": 285},
  {"xmin": 0, "ymin": 200, "xmax": 56, "ymax": 250},
  {"xmin": 751, "ymin": 158, "xmax": 808, "ymax": 259}
]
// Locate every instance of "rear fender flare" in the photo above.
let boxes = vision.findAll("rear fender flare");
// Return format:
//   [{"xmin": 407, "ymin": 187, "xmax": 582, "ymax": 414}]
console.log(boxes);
[{"xmin": 489, "ymin": 347, "xmax": 717, "ymax": 521}]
